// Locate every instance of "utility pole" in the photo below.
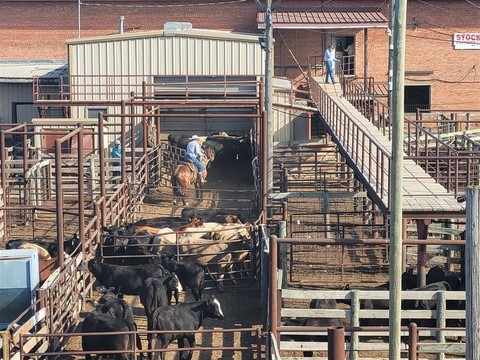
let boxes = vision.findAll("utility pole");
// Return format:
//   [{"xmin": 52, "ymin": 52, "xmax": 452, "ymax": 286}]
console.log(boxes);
[
  {"xmin": 256, "ymin": 0, "xmax": 280, "ymax": 214},
  {"xmin": 388, "ymin": 0, "xmax": 407, "ymax": 359},
  {"xmin": 78, "ymin": 0, "xmax": 81, "ymax": 38},
  {"xmin": 388, "ymin": 1, "xmax": 395, "ymax": 108},
  {"xmin": 265, "ymin": 0, "xmax": 274, "ymax": 201}
]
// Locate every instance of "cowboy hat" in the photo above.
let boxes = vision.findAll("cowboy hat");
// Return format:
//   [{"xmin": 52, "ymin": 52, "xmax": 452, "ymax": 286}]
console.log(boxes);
[{"xmin": 189, "ymin": 135, "xmax": 200, "ymax": 141}]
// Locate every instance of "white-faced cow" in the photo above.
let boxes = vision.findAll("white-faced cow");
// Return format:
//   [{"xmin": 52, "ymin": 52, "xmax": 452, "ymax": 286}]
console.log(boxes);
[
  {"xmin": 139, "ymin": 274, "xmax": 183, "ymax": 331},
  {"xmin": 148, "ymin": 295, "xmax": 225, "ymax": 360},
  {"xmin": 160, "ymin": 254, "xmax": 205, "ymax": 301}
]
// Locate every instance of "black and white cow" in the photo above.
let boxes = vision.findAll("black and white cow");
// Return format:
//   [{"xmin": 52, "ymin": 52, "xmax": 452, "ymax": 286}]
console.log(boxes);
[
  {"xmin": 160, "ymin": 254, "xmax": 205, "ymax": 301},
  {"xmin": 148, "ymin": 295, "xmax": 225, "ymax": 360},
  {"xmin": 87, "ymin": 258, "xmax": 167, "ymax": 295},
  {"xmin": 139, "ymin": 274, "xmax": 183, "ymax": 321}
]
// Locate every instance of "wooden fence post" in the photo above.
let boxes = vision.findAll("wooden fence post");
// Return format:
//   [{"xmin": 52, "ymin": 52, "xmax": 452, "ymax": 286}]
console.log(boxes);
[{"xmin": 466, "ymin": 186, "xmax": 480, "ymax": 360}]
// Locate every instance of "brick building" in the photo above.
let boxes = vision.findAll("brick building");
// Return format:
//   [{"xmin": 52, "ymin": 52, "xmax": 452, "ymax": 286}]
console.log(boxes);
[{"xmin": 1, "ymin": 0, "xmax": 480, "ymax": 110}]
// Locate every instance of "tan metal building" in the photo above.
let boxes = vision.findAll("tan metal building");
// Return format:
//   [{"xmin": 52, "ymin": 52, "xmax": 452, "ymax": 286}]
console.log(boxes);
[{"xmin": 65, "ymin": 26, "xmax": 307, "ymax": 143}]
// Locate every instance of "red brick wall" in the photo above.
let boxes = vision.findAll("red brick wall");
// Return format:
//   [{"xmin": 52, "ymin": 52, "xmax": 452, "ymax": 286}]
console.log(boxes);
[{"xmin": 1, "ymin": 0, "xmax": 480, "ymax": 109}]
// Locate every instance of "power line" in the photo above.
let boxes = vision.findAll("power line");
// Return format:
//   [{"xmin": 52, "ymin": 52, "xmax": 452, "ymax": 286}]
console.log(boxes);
[
  {"xmin": 416, "ymin": 0, "xmax": 457, "ymax": 12},
  {"xmin": 465, "ymin": 0, "xmax": 480, "ymax": 9},
  {"xmin": 82, "ymin": 0, "xmax": 247, "ymax": 8}
]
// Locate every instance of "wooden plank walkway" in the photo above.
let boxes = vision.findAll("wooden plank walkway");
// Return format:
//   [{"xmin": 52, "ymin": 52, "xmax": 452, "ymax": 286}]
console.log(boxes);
[{"xmin": 313, "ymin": 78, "xmax": 465, "ymax": 216}]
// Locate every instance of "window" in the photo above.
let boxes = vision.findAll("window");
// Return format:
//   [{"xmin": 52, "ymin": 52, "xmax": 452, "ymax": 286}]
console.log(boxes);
[
  {"xmin": 87, "ymin": 108, "xmax": 107, "ymax": 119},
  {"xmin": 404, "ymin": 85, "xmax": 430, "ymax": 113}
]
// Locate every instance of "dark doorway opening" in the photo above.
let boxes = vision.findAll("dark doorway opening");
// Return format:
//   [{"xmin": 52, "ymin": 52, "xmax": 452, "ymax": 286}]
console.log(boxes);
[{"xmin": 404, "ymin": 85, "xmax": 431, "ymax": 113}]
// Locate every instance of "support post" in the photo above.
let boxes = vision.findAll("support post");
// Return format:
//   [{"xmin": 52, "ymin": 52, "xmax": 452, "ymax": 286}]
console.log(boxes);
[
  {"xmin": 389, "ymin": 0, "xmax": 408, "ymax": 358},
  {"xmin": 328, "ymin": 327, "xmax": 345, "ymax": 360},
  {"xmin": 466, "ymin": 186, "xmax": 480, "ymax": 360},
  {"xmin": 269, "ymin": 235, "xmax": 279, "ymax": 346},
  {"xmin": 278, "ymin": 221, "xmax": 287, "ymax": 289}
]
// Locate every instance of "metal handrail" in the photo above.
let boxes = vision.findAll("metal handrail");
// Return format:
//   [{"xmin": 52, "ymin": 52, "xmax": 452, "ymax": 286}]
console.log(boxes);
[{"xmin": 309, "ymin": 76, "xmax": 391, "ymax": 207}]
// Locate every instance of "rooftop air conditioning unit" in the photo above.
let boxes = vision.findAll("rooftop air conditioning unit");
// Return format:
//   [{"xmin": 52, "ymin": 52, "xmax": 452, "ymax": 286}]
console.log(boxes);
[{"xmin": 164, "ymin": 22, "xmax": 193, "ymax": 32}]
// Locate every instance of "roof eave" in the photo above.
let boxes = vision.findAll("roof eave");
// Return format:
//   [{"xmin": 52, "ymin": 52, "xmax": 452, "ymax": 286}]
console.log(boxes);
[{"xmin": 258, "ymin": 23, "xmax": 388, "ymax": 29}]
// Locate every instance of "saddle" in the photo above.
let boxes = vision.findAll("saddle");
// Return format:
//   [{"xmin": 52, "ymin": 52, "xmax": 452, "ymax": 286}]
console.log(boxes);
[{"xmin": 182, "ymin": 159, "xmax": 198, "ymax": 173}]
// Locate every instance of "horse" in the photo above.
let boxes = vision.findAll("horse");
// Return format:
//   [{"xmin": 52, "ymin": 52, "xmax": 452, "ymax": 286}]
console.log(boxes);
[{"xmin": 172, "ymin": 145, "xmax": 215, "ymax": 206}]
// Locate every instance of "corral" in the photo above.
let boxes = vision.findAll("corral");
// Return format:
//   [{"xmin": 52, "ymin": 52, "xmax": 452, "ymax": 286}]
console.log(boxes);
[{"xmin": 0, "ymin": 52, "xmax": 474, "ymax": 360}]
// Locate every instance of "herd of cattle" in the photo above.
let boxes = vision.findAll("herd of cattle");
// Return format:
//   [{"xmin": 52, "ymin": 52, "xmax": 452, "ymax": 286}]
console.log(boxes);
[
  {"xmin": 3, "ymin": 206, "xmax": 253, "ymax": 359},
  {"xmin": 284, "ymin": 265, "xmax": 465, "ymax": 357},
  {"xmin": 79, "ymin": 207, "xmax": 251, "ymax": 359}
]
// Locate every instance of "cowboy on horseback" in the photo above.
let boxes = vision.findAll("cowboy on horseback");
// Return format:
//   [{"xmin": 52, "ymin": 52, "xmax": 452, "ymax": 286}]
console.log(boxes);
[{"xmin": 185, "ymin": 135, "xmax": 207, "ymax": 183}]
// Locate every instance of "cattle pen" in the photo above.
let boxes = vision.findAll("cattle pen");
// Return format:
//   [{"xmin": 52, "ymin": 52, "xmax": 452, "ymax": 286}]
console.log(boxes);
[
  {"xmin": 0, "ymin": 70, "xmax": 473, "ymax": 360},
  {"xmin": 0, "ymin": 75, "xmax": 271, "ymax": 359}
]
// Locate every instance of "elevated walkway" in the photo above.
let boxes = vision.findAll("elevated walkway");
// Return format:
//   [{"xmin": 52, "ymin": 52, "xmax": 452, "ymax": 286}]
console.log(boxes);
[{"xmin": 310, "ymin": 77, "xmax": 465, "ymax": 218}]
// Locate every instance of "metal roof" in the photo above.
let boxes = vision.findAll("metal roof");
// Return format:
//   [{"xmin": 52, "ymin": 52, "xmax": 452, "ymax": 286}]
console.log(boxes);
[
  {"xmin": 66, "ymin": 29, "xmax": 262, "ymax": 45},
  {"xmin": 257, "ymin": 11, "xmax": 389, "ymax": 29},
  {"xmin": 0, "ymin": 61, "xmax": 67, "ymax": 83}
]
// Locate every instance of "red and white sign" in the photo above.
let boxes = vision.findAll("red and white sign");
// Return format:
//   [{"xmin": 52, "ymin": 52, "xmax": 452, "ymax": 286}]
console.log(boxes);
[{"xmin": 453, "ymin": 33, "xmax": 480, "ymax": 49}]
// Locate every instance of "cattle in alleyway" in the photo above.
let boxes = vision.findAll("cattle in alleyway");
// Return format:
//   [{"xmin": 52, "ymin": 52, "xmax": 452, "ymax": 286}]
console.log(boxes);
[
  {"xmin": 160, "ymin": 254, "xmax": 205, "ymax": 301},
  {"xmin": 147, "ymin": 295, "xmax": 224, "ymax": 360},
  {"xmin": 205, "ymin": 133, "xmax": 251, "ymax": 167},
  {"xmin": 82, "ymin": 287, "xmax": 144, "ymax": 359},
  {"xmin": 86, "ymin": 259, "xmax": 167, "ymax": 295},
  {"xmin": 139, "ymin": 274, "xmax": 183, "ymax": 324},
  {"xmin": 282, "ymin": 298, "xmax": 347, "ymax": 357}
]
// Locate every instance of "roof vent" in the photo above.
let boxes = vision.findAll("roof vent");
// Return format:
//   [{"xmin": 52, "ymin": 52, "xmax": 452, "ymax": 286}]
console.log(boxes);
[{"xmin": 164, "ymin": 22, "xmax": 193, "ymax": 32}]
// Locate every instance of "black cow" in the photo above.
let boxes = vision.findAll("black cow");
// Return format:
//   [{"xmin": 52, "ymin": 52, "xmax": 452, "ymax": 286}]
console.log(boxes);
[
  {"xmin": 205, "ymin": 134, "xmax": 251, "ymax": 166},
  {"xmin": 6, "ymin": 234, "xmax": 80, "ymax": 258},
  {"xmin": 148, "ymin": 295, "xmax": 225, "ymax": 360},
  {"xmin": 403, "ymin": 281, "xmax": 451, "ymax": 311},
  {"xmin": 81, "ymin": 308, "xmax": 136, "ymax": 360},
  {"xmin": 160, "ymin": 254, "xmax": 205, "ymax": 300},
  {"xmin": 95, "ymin": 287, "xmax": 144, "ymax": 357},
  {"xmin": 402, "ymin": 268, "xmax": 418, "ymax": 290},
  {"xmin": 102, "ymin": 225, "xmax": 129, "ymax": 264},
  {"xmin": 168, "ymin": 134, "xmax": 191, "ymax": 149},
  {"xmin": 282, "ymin": 298, "xmax": 345, "ymax": 358},
  {"xmin": 426, "ymin": 265, "xmax": 446, "ymax": 284},
  {"xmin": 139, "ymin": 274, "xmax": 183, "ymax": 325},
  {"xmin": 87, "ymin": 259, "xmax": 167, "ymax": 295},
  {"xmin": 181, "ymin": 207, "xmax": 244, "ymax": 224},
  {"xmin": 122, "ymin": 231, "xmax": 155, "ymax": 266},
  {"xmin": 402, "ymin": 281, "xmax": 452, "ymax": 329}
]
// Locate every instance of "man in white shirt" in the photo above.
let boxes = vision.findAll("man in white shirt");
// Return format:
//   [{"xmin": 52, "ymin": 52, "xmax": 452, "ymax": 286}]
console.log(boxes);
[{"xmin": 323, "ymin": 45, "xmax": 337, "ymax": 84}]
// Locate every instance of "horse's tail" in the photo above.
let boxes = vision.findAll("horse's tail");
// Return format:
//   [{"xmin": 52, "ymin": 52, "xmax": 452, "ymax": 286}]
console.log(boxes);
[
  {"xmin": 172, "ymin": 168, "xmax": 183, "ymax": 198},
  {"xmin": 172, "ymin": 166, "xmax": 188, "ymax": 198}
]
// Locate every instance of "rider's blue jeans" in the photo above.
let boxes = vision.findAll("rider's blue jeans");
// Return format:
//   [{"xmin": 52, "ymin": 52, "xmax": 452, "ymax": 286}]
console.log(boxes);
[{"xmin": 185, "ymin": 154, "xmax": 204, "ymax": 172}]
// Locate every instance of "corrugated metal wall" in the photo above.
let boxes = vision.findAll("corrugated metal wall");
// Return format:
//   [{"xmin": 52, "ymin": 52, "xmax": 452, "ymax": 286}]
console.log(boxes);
[
  {"xmin": 68, "ymin": 30, "xmax": 265, "ymax": 112},
  {"xmin": 66, "ymin": 30, "xmax": 305, "ymax": 142},
  {"xmin": 0, "ymin": 83, "xmax": 37, "ymax": 124}
]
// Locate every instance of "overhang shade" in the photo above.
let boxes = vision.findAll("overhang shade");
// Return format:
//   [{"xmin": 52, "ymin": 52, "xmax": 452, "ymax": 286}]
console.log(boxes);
[{"xmin": 257, "ymin": 11, "xmax": 389, "ymax": 29}]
